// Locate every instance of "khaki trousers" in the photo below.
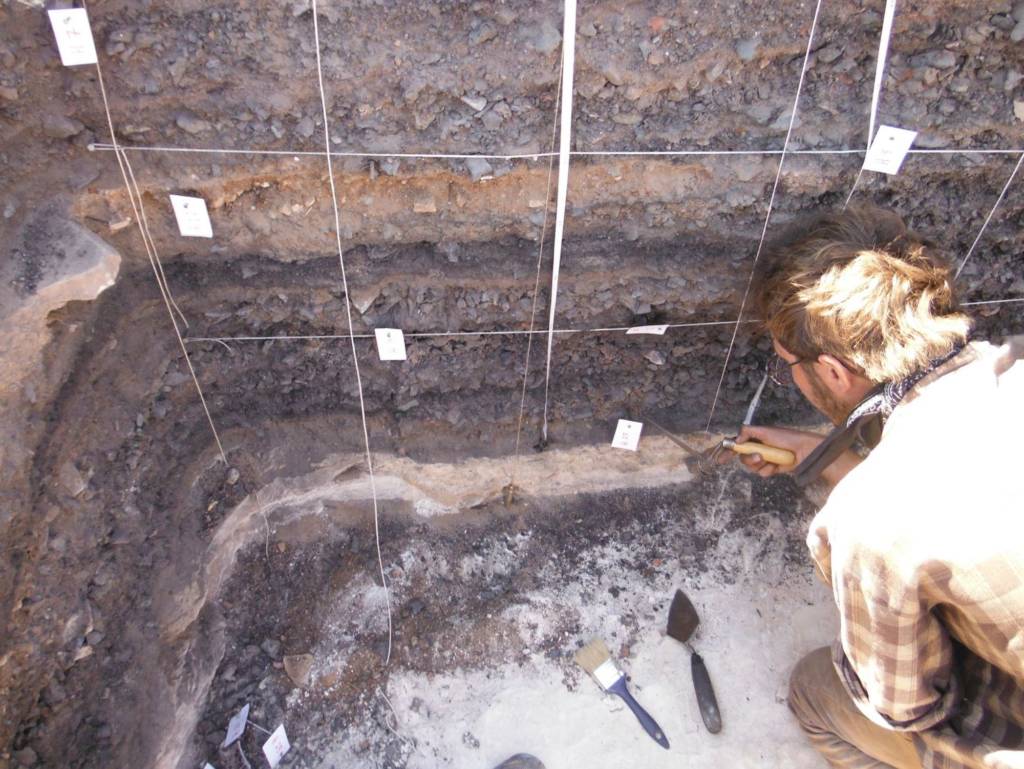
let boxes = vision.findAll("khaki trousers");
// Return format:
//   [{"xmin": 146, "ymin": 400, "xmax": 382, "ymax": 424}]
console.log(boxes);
[{"xmin": 788, "ymin": 647, "xmax": 922, "ymax": 769}]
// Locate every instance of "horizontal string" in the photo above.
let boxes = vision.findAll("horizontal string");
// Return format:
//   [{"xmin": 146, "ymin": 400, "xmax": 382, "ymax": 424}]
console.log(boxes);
[
  {"xmin": 178, "ymin": 299, "xmax": 1019, "ymax": 346},
  {"xmin": 88, "ymin": 142, "xmax": 1024, "ymax": 161},
  {"xmin": 182, "ymin": 319, "xmax": 755, "ymax": 344}
]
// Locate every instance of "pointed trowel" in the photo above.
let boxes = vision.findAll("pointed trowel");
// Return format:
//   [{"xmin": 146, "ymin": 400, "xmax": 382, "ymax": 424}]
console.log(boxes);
[{"xmin": 667, "ymin": 589, "xmax": 722, "ymax": 733}]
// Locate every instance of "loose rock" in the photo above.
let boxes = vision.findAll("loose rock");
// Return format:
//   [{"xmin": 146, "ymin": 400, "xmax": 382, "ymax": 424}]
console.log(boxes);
[
  {"xmin": 283, "ymin": 653, "xmax": 314, "ymax": 687},
  {"xmin": 42, "ymin": 114, "xmax": 84, "ymax": 139},
  {"xmin": 465, "ymin": 157, "xmax": 493, "ymax": 181},
  {"xmin": 175, "ymin": 112, "xmax": 212, "ymax": 135}
]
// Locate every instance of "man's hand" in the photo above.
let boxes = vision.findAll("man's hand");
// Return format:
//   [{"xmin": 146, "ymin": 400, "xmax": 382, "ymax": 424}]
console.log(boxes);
[{"xmin": 719, "ymin": 425, "xmax": 863, "ymax": 487}]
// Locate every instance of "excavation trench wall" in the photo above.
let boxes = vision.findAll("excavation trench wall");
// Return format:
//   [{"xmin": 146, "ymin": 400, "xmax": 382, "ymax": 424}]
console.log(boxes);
[{"xmin": 2, "ymin": 1, "xmax": 1024, "ymax": 767}]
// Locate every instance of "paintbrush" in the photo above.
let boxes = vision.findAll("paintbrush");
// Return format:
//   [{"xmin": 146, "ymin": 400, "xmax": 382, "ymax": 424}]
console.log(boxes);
[{"xmin": 574, "ymin": 638, "xmax": 670, "ymax": 749}]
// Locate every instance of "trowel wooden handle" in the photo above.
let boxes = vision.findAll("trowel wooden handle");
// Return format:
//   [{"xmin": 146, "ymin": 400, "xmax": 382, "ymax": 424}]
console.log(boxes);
[{"xmin": 723, "ymin": 439, "xmax": 796, "ymax": 467}]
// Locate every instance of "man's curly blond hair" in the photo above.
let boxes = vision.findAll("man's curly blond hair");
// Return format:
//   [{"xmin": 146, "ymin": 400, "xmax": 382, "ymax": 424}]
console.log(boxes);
[{"xmin": 755, "ymin": 205, "xmax": 972, "ymax": 383}]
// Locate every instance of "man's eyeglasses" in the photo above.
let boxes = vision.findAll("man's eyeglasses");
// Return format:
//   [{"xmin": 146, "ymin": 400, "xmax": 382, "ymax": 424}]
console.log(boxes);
[{"xmin": 767, "ymin": 353, "xmax": 805, "ymax": 387}]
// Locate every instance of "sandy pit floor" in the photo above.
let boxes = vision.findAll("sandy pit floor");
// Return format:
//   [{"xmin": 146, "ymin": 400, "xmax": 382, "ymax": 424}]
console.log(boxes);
[{"xmin": 192, "ymin": 455, "xmax": 837, "ymax": 769}]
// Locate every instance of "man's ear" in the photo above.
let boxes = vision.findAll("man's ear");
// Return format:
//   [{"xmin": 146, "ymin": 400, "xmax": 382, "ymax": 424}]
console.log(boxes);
[{"xmin": 815, "ymin": 353, "xmax": 858, "ymax": 394}]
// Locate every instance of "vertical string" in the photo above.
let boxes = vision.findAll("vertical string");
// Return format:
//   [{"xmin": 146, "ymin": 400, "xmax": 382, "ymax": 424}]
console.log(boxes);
[
  {"xmin": 844, "ymin": 0, "xmax": 897, "ymax": 209},
  {"xmin": 540, "ymin": 0, "xmax": 578, "ymax": 443},
  {"xmin": 310, "ymin": 0, "xmax": 392, "ymax": 664},
  {"xmin": 83, "ymin": 0, "xmax": 226, "ymax": 463},
  {"xmin": 955, "ymin": 152, "xmax": 1024, "ymax": 280},
  {"xmin": 509, "ymin": 61, "xmax": 563, "ymax": 490},
  {"xmin": 705, "ymin": 0, "xmax": 824, "ymax": 432}
]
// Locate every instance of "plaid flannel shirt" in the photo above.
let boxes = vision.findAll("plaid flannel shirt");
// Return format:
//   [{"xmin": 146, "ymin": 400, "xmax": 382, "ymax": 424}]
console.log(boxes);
[{"xmin": 808, "ymin": 339, "xmax": 1024, "ymax": 769}]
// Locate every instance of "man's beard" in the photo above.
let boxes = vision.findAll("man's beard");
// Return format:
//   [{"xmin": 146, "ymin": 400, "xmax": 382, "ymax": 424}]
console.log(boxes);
[{"xmin": 803, "ymin": 366, "xmax": 853, "ymax": 425}]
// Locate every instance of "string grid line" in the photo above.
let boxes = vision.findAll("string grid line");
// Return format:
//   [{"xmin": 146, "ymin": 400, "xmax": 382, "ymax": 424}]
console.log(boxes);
[
  {"xmin": 310, "ymin": 0, "xmax": 393, "ymax": 664},
  {"xmin": 83, "ymin": 0, "xmax": 227, "ymax": 465},
  {"xmin": 843, "ymin": 0, "xmax": 898, "ymax": 209},
  {"xmin": 955, "ymin": 152, "xmax": 1024, "ymax": 280},
  {"xmin": 540, "ymin": 0, "xmax": 578, "ymax": 444},
  {"xmin": 508, "ymin": 49, "xmax": 563, "ymax": 493},
  {"xmin": 89, "ymin": 142, "xmax": 1024, "ymax": 160},
  {"xmin": 704, "ymin": 0, "xmax": 825, "ymax": 432}
]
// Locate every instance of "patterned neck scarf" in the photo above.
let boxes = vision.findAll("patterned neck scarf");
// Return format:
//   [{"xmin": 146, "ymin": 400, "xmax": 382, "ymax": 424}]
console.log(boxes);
[{"xmin": 793, "ymin": 340, "xmax": 968, "ymax": 487}]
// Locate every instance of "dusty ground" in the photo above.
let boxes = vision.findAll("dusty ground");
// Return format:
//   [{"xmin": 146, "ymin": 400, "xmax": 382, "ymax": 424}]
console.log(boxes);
[{"xmin": 187, "ymin": 463, "xmax": 831, "ymax": 769}]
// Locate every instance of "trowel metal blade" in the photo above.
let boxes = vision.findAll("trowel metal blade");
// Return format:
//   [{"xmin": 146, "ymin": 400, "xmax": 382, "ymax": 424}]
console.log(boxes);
[
  {"xmin": 743, "ymin": 371, "xmax": 770, "ymax": 427},
  {"xmin": 641, "ymin": 415, "xmax": 706, "ymax": 461},
  {"xmin": 666, "ymin": 589, "xmax": 701, "ymax": 644}
]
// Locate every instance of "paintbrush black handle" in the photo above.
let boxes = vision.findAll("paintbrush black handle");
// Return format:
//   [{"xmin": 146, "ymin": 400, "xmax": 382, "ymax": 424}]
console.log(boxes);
[
  {"xmin": 691, "ymin": 651, "xmax": 722, "ymax": 733},
  {"xmin": 608, "ymin": 677, "xmax": 670, "ymax": 749}
]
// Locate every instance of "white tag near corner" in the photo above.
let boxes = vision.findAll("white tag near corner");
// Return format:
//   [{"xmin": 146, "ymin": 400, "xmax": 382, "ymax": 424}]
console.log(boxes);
[
  {"xmin": 170, "ymin": 195, "xmax": 213, "ymax": 238},
  {"xmin": 48, "ymin": 9, "xmax": 98, "ymax": 67},
  {"xmin": 221, "ymin": 702, "xmax": 249, "ymax": 748},
  {"xmin": 626, "ymin": 324, "xmax": 669, "ymax": 335},
  {"xmin": 863, "ymin": 126, "xmax": 917, "ymax": 175},
  {"xmin": 375, "ymin": 328, "xmax": 407, "ymax": 361},
  {"xmin": 262, "ymin": 724, "xmax": 291, "ymax": 768},
  {"xmin": 611, "ymin": 419, "xmax": 643, "ymax": 451},
  {"xmin": 203, "ymin": 764, "xmax": 216, "ymax": 769}
]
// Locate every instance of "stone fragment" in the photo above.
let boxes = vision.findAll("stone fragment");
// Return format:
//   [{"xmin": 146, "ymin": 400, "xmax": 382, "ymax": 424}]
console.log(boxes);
[
  {"xmin": 644, "ymin": 350, "xmax": 666, "ymax": 366},
  {"xmin": 1012, "ymin": 20, "xmax": 1024, "ymax": 42},
  {"xmin": 283, "ymin": 653, "xmax": 314, "ymax": 687},
  {"xmin": 14, "ymin": 747, "xmax": 37, "ymax": 767},
  {"xmin": 461, "ymin": 95, "xmax": 487, "ymax": 112},
  {"xmin": 108, "ymin": 216, "xmax": 132, "ymax": 233},
  {"xmin": 481, "ymin": 109, "xmax": 503, "ymax": 131},
  {"xmin": 175, "ymin": 112, "xmax": 211, "ymax": 134},
  {"xmin": 494, "ymin": 7, "xmax": 516, "ymax": 25},
  {"xmin": 380, "ymin": 157, "xmax": 401, "ymax": 176},
  {"xmin": 992, "ymin": 14, "xmax": 1016, "ymax": 32},
  {"xmin": 469, "ymin": 23, "xmax": 497, "ymax": 46},
  {"xmin": 226, "ymin": 468, "xmax": 240, "ymax": 485},
  {"xmin": 413, "ymin": 195, "xmax": 437, "ymax": 213},
  {"xmin": 531, "ymin": 21, "xmax": 562, "ymax": 54},
  {"xmin": 42, "ymin": 114, "xmax": 84, "ymax": 139},
  {"xmin": 816, "ymin": 44, "xmax": 843, "ymax": 64},
  {"xmin": 296, "ymin": 116, "xmax": 315, "ymax": 138},
  {"xmin": 735, "ymin": 38, "xmax": 759, "ymax": 62},
  {"xmin": 465, "ymin": 157, "xmax": 493, "ymax": 181},
  {"xmin": 0, "ymin": 85, "xmax": 18, "ymax": 101},
  {"xmin": 747, "ymin": 103, "xmax": 776, "ymax": 125},
  {"xmin": 261, "ymin": 638, "xmax": 281, "ymax": 658},
  {"xmin": 58, "ymin": 462, "xmax": 87, "ymax": 497},
  {"xmin": 1014, "ymin": 100, "xmax": 1024, "ymax": 122},
  {"xmin": 915, "ymin": 50, "xmax": 957, "ymax": 69},
  {"xmin": 602, "ymin": 63, "xmax": 626, "ymax": 86}
]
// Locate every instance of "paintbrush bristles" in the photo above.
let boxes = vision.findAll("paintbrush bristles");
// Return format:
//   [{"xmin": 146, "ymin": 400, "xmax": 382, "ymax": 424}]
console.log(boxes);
[{"xmin": 574, "ymin": 638, "xmax": 612, "ymax": 674}]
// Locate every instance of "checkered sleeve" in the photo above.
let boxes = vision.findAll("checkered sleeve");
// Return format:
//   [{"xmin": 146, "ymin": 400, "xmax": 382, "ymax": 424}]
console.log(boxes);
[{"xmin": 831, "ymin": 545, "xmax": 961, "ymax": 732}]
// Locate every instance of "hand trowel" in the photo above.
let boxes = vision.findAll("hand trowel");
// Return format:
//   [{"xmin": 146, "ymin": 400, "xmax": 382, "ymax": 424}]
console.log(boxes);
[{"xmin": 667, "ymin": 589, "xmax": 722, "ymax": 733}]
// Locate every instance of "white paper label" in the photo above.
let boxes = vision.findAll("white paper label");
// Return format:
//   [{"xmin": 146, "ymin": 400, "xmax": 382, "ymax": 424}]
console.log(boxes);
[
  {"xmin": 221, "ymin": 703, "xmax": 249, "ymax": 748},
  {"xmin": 863, "ymin": 126, "xmax": 917, "ymax": 175},
  {"xmin": 48, "ymin": 9, "xmax": 98, "ymax": 67},
  {"xmin": 626, "ymin": 324, "xmax": 669, "ymax": 335},
  {"xmin": 375, "ymin": 328, "xmax": 407, "ymax": 361},
  {"xmin": 611, "ymin": 419, "xmax": 643, "ymax": 451},
  {"xmin": 262, "ymin": 724, "xmax": 291, "ymax": 768},
  {"xmin": 203, "ymin": 764, "xmax": 216, "ymax": 769},
  {"xmin": 170, "ymin": 195, "xmax": 213, "ymax": 238}
]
